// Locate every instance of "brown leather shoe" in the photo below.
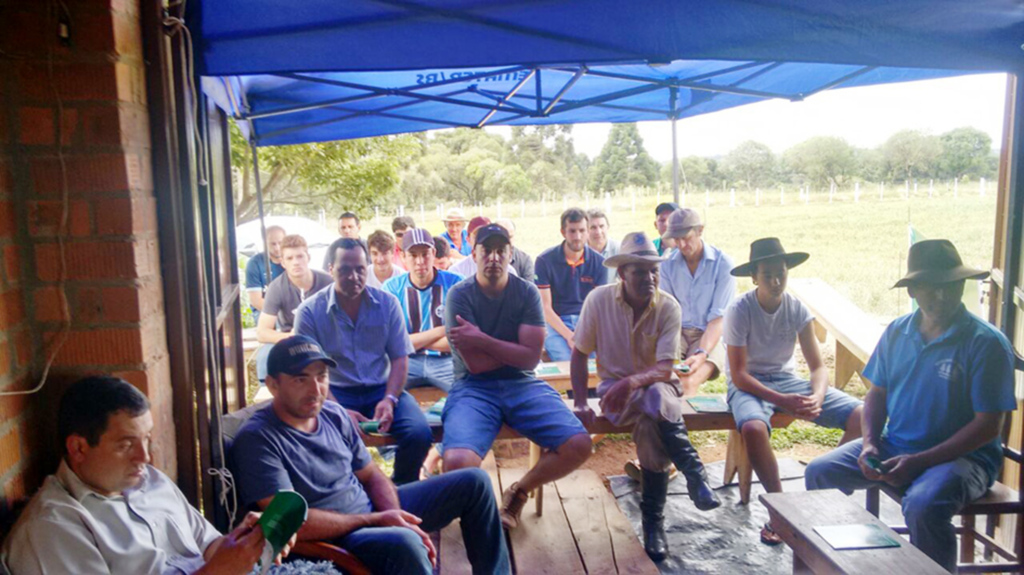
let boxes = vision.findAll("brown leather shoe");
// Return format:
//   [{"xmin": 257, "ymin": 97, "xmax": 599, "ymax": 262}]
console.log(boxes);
[{"xmin": 500, "ymin": 482, "xmax": 529, "ymax": 530}]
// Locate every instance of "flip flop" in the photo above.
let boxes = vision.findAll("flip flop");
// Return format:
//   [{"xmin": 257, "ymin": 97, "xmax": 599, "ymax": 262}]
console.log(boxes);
[{"xmin": 760, "ymin": 522, "xmax": 783, "ymax": 546}]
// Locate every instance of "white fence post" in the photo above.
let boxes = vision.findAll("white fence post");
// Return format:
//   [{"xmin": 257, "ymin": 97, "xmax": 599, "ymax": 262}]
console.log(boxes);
[
  {"xmin": 780, "ymin": 186, "xmax": 784, "ymax": 205},
  {"xmin": 497, "ymin": 198, "xmax": 503, "ymax": 219},
  {"xmin": 730, "ymin": 188, "xmax": 736, "ymax": 207},
  {"xmin": 374, "ymin": 206, "xmax": 380, "ymax": 226},
  {"xmin": 928, "ymin": 179, "xmax": 934, "ymax": 198},
  {"xmin": 980, "ymin": 177, "xmax": 987, "ymax": 197},
  {"xmin": 953, "ymin": 178, "xmax": 959, "ymax": 198},
  {"xmin": 520, "ymin": 199, "xmax": 525, "ymax": 218},
  {"xmin": 755, "ymin": 188, "xmax": 760, "ymax": 206},
  {"xmin": 854, "ymin": 182, "xmax": 860, "ymax": 203},
  {"xmin": 605, "ymin": 192, "xmax": 611, "ymax": 214},
  {"xmin": 631, "ymin": 190, "xmax": 636, "ymax": 213}
]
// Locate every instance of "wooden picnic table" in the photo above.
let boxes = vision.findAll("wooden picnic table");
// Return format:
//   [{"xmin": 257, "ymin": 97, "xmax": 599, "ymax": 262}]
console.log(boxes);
[{"xmin": 759, "ymin": 489, "xmax": 946, "ymax": 574}]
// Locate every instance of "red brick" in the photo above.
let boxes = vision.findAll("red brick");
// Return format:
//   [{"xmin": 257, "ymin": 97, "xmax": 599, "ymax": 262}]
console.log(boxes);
[
  {"xmin": 4, "ymin": 473, "xmax": 27, "ymax": 505},
  {"xmin": 3, "ymin": 245, "xmax": 20, "ymax": 283},
  {"xmin": 0, "ymin": 426, "xmax": 22, "ymax": 473},
  {"xmin": 31, "ymin": 154, "xmax": 146, "ymax": 196},
  {"xmin": 34, "ymin": 286, "xmax": 67, "ymax": 322},
  {"xmin": 18, "ymin": 107, "xmax": 54, "ymax": 146},
  {"xmin": 95, "ymin": 195, "xmax": 155, "ymax": 235},
  {"xmin": 0, "ymin": 160, "xmax": 12, "ymax": 194},
  {"xmin": 72, "ymin": 10, "xmax": 116, "ymax": 55},
  {"xmin": 60, "ymin": 108, "xmax": 80, "ymax": 147},
  {"xmin": 17, "ymin": 62, "xmax": 118, "ymax": 103},
  {"xmin": 0, "ymin": 340, "xmax": 10, "ymax": 378},
  {"xmin": 80, "ymin": 104, "xmax": 122, "ymax": 147},
  {"xmin": 0, "ymin": 289, "xmax": 25, "ymax": 330},
  {"xmin": 0, "ymin": 200, "xmax": 14, "ymax": 238},
  {"xmin": 0, "ymin": 8, "xmax": 50, "ymax": 56},
  {"xmin": 101, "ymin": 285, "xmax": 141, "ymax": 322},
  {"xmin": 47, "ymin": 327, "xmax": 143, "ymax": 366},
  {"xmin": 35, "ymin": 240, "xmax": 141, "ymax": 281},
  {"xmin": 27, "ymin": 200, "xmax": 91, "ymax": 237},
  {"xmin": 14, "ymin": 330, "xmax": 30, "ymax": 370}
]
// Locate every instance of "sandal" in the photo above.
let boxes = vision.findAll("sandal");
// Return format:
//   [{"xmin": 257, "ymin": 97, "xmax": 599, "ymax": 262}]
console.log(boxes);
[{"xmin": 760, "ymin": 522, "xmax": 783, "ymax": 546}]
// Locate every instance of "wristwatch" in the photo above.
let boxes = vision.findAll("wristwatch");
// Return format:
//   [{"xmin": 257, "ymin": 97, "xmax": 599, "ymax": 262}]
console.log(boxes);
[
  {"xmin": 692, "ymin": 347, "xmax": 708, "ymax": 357},
  {"xmin": 385, "ymin": 393, "xmax": 400, "ymax": 406}
]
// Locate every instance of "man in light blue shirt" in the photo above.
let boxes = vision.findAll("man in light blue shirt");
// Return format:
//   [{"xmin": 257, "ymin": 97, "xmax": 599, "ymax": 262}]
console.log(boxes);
[
  {"xmin": 659, "ymin": 208, "xmax": 736, "ymax": 396},
  {"xmin": 294, "ymin": 238, "xmax": 432, "ymax": 485},
  {"xmin": 805, "ymin": 240, "xmax": 1018, "ymax": 571}
]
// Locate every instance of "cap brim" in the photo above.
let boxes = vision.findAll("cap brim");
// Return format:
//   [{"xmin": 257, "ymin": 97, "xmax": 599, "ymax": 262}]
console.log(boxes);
[
  {"xmin": 892, "ymin": 267, "xmax": 989, "ymax": 288},
  {"xmin": 284, "ymin": 355, "xmax": 338, "ymax": 375},
  {"xmin": 661, "ymin": 227, "xmax": 697, "ymax": 241},
  {"xmin": 730, "ymin": 252, "xmax": 809, "ymax": 277},
  {"xmin": 604, "ymin": 253, "xmax": 665, "ymax": 268}
]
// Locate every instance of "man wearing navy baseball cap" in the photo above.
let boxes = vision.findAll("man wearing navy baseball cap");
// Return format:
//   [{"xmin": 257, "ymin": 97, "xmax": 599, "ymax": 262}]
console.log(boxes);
[{"xmin": 232, "ymin": 335, "xmax": 510, "ymax": 575}]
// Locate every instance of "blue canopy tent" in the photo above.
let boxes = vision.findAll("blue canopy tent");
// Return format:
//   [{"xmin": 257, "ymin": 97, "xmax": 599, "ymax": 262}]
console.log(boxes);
[{"xmin": 192, "ymin": 0, "xmax": 1024, "ymax": 339}]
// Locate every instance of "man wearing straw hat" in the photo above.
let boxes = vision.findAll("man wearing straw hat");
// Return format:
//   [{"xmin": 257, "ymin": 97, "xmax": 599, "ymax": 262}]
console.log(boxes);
[
  {"xmin": 572, "ymin": 232, "xmax": 720, "ymax": 563},
  {"xmin": 724, "ymin": 237, "xmax": 863, "ymax": 545},
  {"xmin": 805, "ymin": 240, "xmax": 1017, "ymax": 571},
  {"xmin": 440, "ymin": 208, "xmax": 472, "ymax": 258},
  {"xmin": 660, "ymin": 208, "xmax": 736, "ymax": 397}
]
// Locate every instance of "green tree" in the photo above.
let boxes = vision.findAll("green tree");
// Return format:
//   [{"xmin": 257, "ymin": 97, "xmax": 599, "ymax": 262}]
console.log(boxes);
[
  {"xmin": 881, "ymin": 129, "xmax": 940, "ymax": 181},
  {"xmin": 783, "ymin": 136, "xmax": 857, "ymax": 188},
  {"xmin": 588, "ymin": 123, "xmax": 660, "ymax": 192},
  {"xmin": 229, "ymin": 121, "xmax": 417, "ymax": 223},
  {"xmin": 937, "ymin": 127, "xmax": 992, "ymax": 180},
  {"xmin": 722, "ymin": 140, "xmax": 775, "ymax": 189}
]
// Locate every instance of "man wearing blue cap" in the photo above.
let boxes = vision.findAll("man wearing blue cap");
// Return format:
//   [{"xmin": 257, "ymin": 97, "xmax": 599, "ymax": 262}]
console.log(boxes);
[
  {"xmin": 805, "ymin": 240, "xmax": 1017, "ymax": 570},
  {"xmin": 294, "ymin": 238, "xmax": 432, "ymax": 485},
  {"xmin": 232, "ymin": 335, "xmax": 510, "ymax": 575}
]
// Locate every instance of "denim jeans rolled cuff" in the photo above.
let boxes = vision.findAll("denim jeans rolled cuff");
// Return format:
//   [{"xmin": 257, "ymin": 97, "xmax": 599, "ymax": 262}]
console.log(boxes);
[{"xmin": 331, "ymin": 385, "xmax": 432, "ymax": 485}]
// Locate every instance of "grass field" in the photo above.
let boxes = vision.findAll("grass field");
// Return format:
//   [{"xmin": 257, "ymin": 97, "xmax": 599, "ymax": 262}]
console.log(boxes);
[{"xmin": 392, "ymin": 181, "xmax": 997, "ymax": 323}]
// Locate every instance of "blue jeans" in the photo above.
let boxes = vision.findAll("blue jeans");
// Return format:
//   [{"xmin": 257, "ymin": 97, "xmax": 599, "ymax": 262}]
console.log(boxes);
[
  {"xmin": 337, "ymin": 468, "xmax": 510, "ymax": 575},
  {"xmin": 406, "ymin": 354, "xmax": 454, "ymax": 393},
  {"xmin": 805, "ymin": 438, "xmax": 993, "ymax": 572},
  {"xmin": 255, "ymin": 343, "xmax": 271, "ymax": 383},
  {"xmin": 331, "ymin": 385, "xmax": 432, "ymax": 485},
  {"xmin": 544, "ymin": 314, "xmax": 579, "ymax": 361}
]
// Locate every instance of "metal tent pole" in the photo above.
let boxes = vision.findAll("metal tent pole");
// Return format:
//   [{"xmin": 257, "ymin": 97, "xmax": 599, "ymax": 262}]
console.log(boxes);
[
  {"xmin": 670, "ymin": 87, "xmax": 679, "ymax": 204},
  {"xmin": 1001, "ymin": 74, "xmax": 1024, "ymax": 339},
  {"xmin": 251, "ymin": 141, "xmax": 272, "ymax": 287}
]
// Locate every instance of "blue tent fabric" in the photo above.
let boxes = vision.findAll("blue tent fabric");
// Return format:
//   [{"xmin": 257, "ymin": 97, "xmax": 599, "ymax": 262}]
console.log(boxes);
[{"xmin": 195, "ymin": 1, "xmax": 1024, "ymax": 146}]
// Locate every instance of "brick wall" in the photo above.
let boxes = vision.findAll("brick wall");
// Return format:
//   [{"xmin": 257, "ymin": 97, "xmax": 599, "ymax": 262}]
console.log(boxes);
[{"xmin": 0, "ymin": 0, "xmax": 175, "ymax": 522}]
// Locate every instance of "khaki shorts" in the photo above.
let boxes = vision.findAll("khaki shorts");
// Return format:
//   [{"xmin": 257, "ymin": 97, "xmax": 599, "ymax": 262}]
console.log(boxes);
[
  {"xmin": 598, "ymin": 379, "xmax": 683, "ymax": 472},
  {"xmin": 680, "ymin": 327, "xmax": 725, "ymax": 379}
]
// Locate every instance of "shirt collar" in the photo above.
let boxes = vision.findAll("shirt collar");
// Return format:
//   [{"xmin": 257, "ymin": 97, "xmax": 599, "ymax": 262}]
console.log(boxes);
[
  {"xmin": 326, "ymin": 284, "xmax": 379, "ymax": 313},
  {"xmin": 563, "ymin": 242, "xmax": 586, "ymax": 268},
  {"xmin": 57, "ymin": 460, "xmax": 149, "ymax": 502},
  {"xmin": 902, "ymin": 304, "xmax": 970, "ymax": 343}
]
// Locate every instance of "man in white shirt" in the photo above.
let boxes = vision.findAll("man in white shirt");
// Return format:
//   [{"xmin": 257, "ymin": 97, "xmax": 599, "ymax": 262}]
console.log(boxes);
[
  {"xmin": 449, "ymin": 217, "xmax": 519, "ymax": 278},
  {"xmin": 1, "ymin": 376, "xmax": 292, "ymax": 574}
]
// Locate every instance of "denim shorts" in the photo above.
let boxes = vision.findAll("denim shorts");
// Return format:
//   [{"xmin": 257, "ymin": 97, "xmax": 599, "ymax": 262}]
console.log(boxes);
[
  {"xmin": 727, "ymin": 371, "xmax": 862, "ymax": 432},
  {"xmin": 442, "ymin": 376, "xmax": 587, "ymax": 458}
]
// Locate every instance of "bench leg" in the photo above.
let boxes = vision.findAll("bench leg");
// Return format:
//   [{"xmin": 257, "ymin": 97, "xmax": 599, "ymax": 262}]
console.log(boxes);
[
  {"xmin": 865, "ymin": 487, "xmax": 880, "ymax": 517},
  {"xmin": 793, "ymin": 553, "xmax": 813, "ymax": 575},
  {"xmin": 724, "ymin": 429, "xmax": 754, "ymax": 504},
  {"xmin": 834, "ymin": 342, "xmax": 863, "ymax": 391},
  {"xmin": 528, "ymin": 441, "xmax": 543, "ymax": 517},
  {"xmin": 960, "ymin": 514, "xmax": 975, "ymax": 564},
  {"xmin": 812, "ymin": 319, "xmax": 827, "ymax": 344}
]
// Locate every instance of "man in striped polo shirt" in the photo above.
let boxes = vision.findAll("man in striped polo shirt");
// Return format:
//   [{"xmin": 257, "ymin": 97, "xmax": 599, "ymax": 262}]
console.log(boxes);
[{"xmin": 384, "ymin": 228, "xmax": 464, "ymax": 393}]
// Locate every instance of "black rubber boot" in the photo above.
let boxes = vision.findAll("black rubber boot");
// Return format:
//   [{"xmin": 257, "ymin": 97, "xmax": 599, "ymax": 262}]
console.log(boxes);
[
  {"xmin": 657, "ymin": 420, "xmax": 721, "ymax": 511},
  {"xmin": 640, "ymin": 468, "xmax": 669, "ymax": 562}
]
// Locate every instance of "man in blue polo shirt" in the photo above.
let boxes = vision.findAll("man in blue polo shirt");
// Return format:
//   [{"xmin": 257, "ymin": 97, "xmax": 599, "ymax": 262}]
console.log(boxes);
[
  {"xmin": 805, "ymin": 240, "xmax": 1018, "ymax": 571},
  {"xmin": 383, "ymin": 228, "xmax": 463, "ymax": 393},
  {"xmin": 660, "ymin": 208, "xmax": 736, "ymax": 396},
  {"xmin": 534, "ymin": 208, "xmax": 607, "ymax": 360},
  {"xmin": 294, "ymin": 238, "xmax": 432, "ymax": 485},
  {"xmin": 440, "ymin": 208, "xmax": 472, "ymax": 258},
  {"xmin": 232, "ymin": 335, "xmax": 510, "ymax": 575}
]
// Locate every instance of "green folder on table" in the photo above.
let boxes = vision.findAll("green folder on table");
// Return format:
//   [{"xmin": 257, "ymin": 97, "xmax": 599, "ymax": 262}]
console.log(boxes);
[
  {"xmin": 686, "ymin": 396, "xmax": 729, "ymax": 413},
  {"xmin": 814, "ymin": 523, "xmax": 901, "ymax": 550},
  {"xmin": 535, "ymin": 362, "xmax": 562, "ymax": 376}
]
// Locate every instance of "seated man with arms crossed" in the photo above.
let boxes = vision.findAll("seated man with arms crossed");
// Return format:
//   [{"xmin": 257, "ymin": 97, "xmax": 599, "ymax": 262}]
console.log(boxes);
[
  {"xmin": 2, "ymin": 376, "xmax": 291, "ymax": 575},
  {"xmin": 233, "ymin": 335, "xmax": 510, "ymax": 575},
  {"xmin": 805, "ymin": 240, "xmax": 1017, "ymax": 572},
  {"xmin": 724, "ymin": 237, "xmax": 863, "ymax": 545},
  {"xmin": 294, "ymin": 238, "xmax": 432, "ymax": 485},
  {"xmin": 442, "ymin": 224, "xmax": 592, "ymax": 529},
  {"xmin": 572, "ymin": 232, "xmax": 720, "ymax": 563}
]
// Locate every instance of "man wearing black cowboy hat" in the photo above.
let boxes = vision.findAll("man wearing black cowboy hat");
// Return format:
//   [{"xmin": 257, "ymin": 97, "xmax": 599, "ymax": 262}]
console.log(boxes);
[
  {"xmin": 571, "ymin": 231, "xmax": 720, "ymax": 563},
  {"xmin": 723, "ymin": 237, "xmax": 864, "ymax": 545},
  {"xmin": 805, "ymin": 239, "xmax": 1017, "ymax": 571}
]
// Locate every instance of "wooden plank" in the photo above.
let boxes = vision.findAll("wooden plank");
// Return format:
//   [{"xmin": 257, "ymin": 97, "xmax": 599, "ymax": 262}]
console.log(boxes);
[
  {"xmin": 760, "ymin": 490, "xmax": 946, "ymax": 575},
  {"xmin": 499, "ymin": 467, "xmax": 586, "ymax": 575},
  {"xmin": 439, "ymin": 520, "xmax": 473, "ymax": 575},
  {"xmin": 553, "ymin": 471, "xmax": 617, "ymax": 574},
  {"xmin": 788, "ymin": 278, "xmax": 884, "ymax": 361}
]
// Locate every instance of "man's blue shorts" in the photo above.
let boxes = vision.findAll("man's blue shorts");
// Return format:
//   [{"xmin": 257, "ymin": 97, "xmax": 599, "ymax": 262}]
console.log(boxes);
[
  {"xmin": 727, "ymin": 371, "xmax": 862, "ymax": 433},
  {"xmin": 442, "ymin": 375, "xmax": 587, "ymax": 458}
]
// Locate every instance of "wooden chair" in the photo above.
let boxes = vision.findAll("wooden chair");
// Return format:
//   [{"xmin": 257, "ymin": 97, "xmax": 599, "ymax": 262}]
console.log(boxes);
[
  {"xmin": 222, "ymin": 402, "xmax": 372, "ymax": 575},
  {"xmin": 866, "ymin": 351, "xmax": 1024, "ymax": 573}
]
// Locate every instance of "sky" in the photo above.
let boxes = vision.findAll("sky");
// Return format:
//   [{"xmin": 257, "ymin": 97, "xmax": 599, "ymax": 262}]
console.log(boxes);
[{"xmin": 487, "ymin": 73, "xmax": 1009, "ymax": 163}]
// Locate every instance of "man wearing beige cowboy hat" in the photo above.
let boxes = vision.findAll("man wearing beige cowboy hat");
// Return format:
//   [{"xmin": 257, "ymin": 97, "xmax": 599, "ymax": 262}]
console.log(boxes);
[
  {"xmin": 572, "ymin": 231, "xmax": 720, "ymax": 563},
  {"xmin": 723, "ymin": 237, "xmax": 863, "ymax": 545},
  {"xmin": 659, "ymin": 208, "xmax": 736, "ymax": 397},
  {"xmin": 805, "ymin": 239, "xmax": 1017, "ymax": 571},
  {"xmin": 440, "ymin": 208, "xmax": 472, "ymax": 259}
]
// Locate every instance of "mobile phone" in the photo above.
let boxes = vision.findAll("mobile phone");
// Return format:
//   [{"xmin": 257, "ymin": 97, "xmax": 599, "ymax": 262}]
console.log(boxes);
[{"xmin": 865, "ymin": 455, "xmax": 885, "ymax": 473}]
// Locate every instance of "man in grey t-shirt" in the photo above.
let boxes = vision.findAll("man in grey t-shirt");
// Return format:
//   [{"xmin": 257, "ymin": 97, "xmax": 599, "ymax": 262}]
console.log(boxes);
[
  {"xmin": 442, "ymin": 224, "xmax": 591, "ymax": 531},
  {"xmin": 723, "ymin": 238, "xmax": 862, "ymax": 545}
]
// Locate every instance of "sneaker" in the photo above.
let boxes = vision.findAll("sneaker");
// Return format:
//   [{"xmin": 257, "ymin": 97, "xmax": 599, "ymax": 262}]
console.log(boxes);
[{"xmin": 500, "ymin": 482, "xmax": 529, "ymax": 530}]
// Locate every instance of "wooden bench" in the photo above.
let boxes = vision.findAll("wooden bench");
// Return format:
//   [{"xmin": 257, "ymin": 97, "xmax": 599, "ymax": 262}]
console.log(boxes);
[
  {"xmin": 760, "ymin": 489, "xmax": 946, "ymax": 574},
  {"xmin": 788, "ymin": 278, "xmax": 885, "ymax": 390}
]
